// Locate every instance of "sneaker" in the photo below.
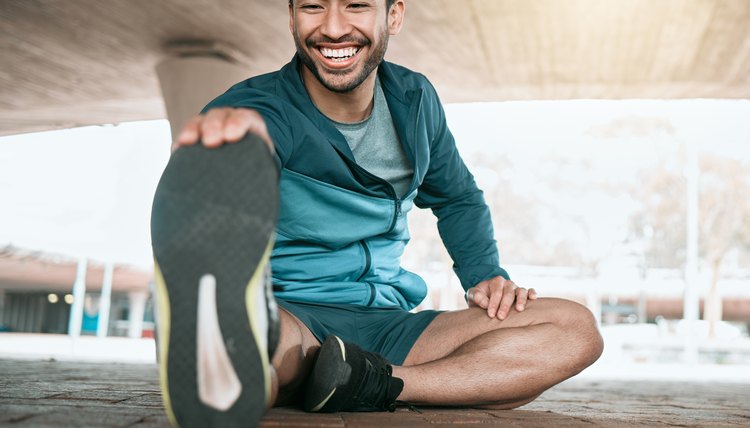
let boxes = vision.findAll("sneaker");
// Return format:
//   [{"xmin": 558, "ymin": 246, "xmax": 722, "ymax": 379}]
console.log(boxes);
[
  {"xmin": 151, "ymin": 133, "xmax": 279, "ymax": 427},
  {"xmin": 303, "ymin": 335, "xmax": 404, "ymax": 413}
]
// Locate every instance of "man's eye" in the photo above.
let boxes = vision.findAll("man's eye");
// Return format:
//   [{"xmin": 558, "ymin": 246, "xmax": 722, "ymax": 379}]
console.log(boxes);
[{"xmin": 349, "ymin": 3, "xmax": 370, "ymax": 9}]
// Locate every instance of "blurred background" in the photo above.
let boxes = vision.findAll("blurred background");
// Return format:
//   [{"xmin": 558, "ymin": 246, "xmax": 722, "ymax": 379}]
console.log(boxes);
[{"xmin": 0, "ymin": 0, "xmax": 748, "ymax": 381}]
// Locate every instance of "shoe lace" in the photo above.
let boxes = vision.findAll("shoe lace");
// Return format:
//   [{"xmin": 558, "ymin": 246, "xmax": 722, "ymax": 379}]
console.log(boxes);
[{"xmin": 352, "ymin": 356, "xmax": 396, "ymax": 412}]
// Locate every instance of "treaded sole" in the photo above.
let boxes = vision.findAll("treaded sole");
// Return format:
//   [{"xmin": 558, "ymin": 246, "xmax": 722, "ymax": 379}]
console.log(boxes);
[
  {"xmin": 151, "ymin": 134, "xmax": 278, "ymax": 427},
  {"xmin": 303, "ymin": 336, "xmax": 352, "ymax": 412}
]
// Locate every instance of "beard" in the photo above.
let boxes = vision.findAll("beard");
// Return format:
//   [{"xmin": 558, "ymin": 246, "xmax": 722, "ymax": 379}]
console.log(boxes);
[{"xmin": 293, "ymin": 28, "xmax": 389, "ymax": 93}]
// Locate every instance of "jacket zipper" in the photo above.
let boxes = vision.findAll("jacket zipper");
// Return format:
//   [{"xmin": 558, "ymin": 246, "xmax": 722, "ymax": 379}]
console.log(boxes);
[
  {"xmin": 387, "ymin": 193, "xmax": 401, "ymax": 232},
  {"xmin": 385, "ymin": 94, "xmax": 421, "ymax": 233}
]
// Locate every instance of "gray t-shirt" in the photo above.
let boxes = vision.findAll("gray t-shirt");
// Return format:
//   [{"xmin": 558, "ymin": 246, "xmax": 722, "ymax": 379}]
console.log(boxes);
[{"xmin": 332, "ymin": 78, "xmax": 413, "ymax": 197}]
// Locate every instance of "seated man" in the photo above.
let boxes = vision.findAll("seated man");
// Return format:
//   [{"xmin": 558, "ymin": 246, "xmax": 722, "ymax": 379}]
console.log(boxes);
[{"xmin": 150, "ymin": 0, "xmax": 603, "ymax": 427}]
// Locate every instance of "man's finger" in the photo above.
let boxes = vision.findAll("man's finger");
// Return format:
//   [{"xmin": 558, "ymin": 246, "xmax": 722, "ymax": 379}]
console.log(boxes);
[
  {"xmin": 529, "ymin": 288, "xmax": 538, "ymax": 300},
  {"xmin": 486, "ymin": 280, "xmax": 504, "ymax": 318},
  {"xmin": 224, "ymin": 109, "xmax": 255, "ymax": 142},
  {"xmin": 496, "ymin": 282, "xmax": 516, "ymax": 320},
  {"xmin": 515, "ymin": 287, "xmax": 529, "ymax": 311},
  {"xmin": 468, "ymin": 287, "xmax": 489, "ymax": 309},
  {"xmin": 222, "ymin": 109, "xmax": 275, "ymax": 154},
  {"xmin": 200, "ymin": 108, "xmax": 231, "ymax": 148},
  {"xmin": 176, "ymin": 115, "xmax": 203, "ymax": 147}
]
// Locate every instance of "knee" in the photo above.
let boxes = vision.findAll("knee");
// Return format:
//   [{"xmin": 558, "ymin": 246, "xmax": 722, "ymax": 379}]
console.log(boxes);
[{"xmin": 554, "ymin": 299, "xmax": 604, "ymax": 373}]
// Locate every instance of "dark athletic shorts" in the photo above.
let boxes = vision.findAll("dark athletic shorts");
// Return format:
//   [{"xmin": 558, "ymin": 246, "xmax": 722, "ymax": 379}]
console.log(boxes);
[{"xmin": 276, "ymin": 299, "xmax": 442, "ymax": 365}]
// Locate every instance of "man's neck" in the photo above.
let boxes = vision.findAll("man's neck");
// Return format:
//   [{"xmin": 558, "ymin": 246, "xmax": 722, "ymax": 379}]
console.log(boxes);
[{"xmin": 301, "ymin": 66, "xmax": 377, "ymax": 124}]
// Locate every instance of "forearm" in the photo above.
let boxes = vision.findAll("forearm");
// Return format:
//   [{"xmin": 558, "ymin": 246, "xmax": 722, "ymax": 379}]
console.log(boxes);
[{"xmin": 431, "ymin": 189, "xmax": 510, "ymax": 289}]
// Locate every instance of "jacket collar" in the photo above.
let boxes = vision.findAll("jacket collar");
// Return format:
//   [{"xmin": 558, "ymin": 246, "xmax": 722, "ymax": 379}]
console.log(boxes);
[
  {"xmin": 278, "ymin": 56, "xmax": 336, "ymax": 132},
  {"xmin": 276, "ymin": 55, "xmax": 421, "ymax": 164},
  {"xmin": 277, "ymin": 55, "xmax": 356, "ymax": 159},
  {"xmin": 277, "ymin": 55, "xmax": 417, "ymax": 119},
  {"xmin": 378, "ymin": 60, "xmax": 411, "ymax": 105}
]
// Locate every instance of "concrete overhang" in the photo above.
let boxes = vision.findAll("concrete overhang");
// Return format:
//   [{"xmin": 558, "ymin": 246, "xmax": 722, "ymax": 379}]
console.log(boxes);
[{"xmin": 1, "ymin": 0, "xmax": 749, "ymax": 137}]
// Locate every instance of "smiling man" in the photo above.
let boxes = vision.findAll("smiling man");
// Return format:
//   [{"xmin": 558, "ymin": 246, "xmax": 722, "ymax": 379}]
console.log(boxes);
[{"xmin": 150, "ymin": 1, "xmax": 604, "ymax": 427}]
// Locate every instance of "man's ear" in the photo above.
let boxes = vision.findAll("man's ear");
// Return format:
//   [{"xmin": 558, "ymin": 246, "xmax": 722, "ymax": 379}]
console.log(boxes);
[{"xmin": 388, "ymin": 0, "xmax": 405, "ymax": 36}]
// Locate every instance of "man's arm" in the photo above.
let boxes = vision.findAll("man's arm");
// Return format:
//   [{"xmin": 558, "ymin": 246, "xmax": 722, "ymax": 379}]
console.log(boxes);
[
  {"xmin": 414, "ymin": 84, "xmax": 536, "ymax": 319},
  {"xmin": 171, "ymin": 83, "xmax": 296, "ymax": 166}
]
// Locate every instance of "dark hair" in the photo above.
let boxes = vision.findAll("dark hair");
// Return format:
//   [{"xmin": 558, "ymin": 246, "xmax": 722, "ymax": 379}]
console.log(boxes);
[{"xmin": 289, "ymin": 1, "xmax": 395, "ymax": 9}]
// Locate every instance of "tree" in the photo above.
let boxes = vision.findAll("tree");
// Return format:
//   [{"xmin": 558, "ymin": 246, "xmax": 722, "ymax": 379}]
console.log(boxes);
[{"xmin": 630, "ymin": 153, "xmax": 750, "ymax": 335}]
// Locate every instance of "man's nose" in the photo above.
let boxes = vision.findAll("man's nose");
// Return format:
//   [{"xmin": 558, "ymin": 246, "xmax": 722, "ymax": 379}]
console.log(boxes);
[{"xmin": 320, "ymin": 7, "xmax": 351, "ymax": 40}]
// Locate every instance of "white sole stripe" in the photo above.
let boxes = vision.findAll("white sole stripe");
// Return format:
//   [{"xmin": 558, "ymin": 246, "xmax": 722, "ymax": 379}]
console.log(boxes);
[{"xmin": 196, "ymin": 274, "xmax": 242, "ymax": 411}]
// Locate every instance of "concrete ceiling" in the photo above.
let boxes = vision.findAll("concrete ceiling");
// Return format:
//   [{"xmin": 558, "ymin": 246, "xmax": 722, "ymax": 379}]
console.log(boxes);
[{"xmin": 1, "ymin": 0, "xmax": 749, "ymax": 137}]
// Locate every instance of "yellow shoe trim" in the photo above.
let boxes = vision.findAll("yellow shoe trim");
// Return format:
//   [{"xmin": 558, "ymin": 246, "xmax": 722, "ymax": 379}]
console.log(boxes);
[
  {"xmin": 245, "ymin": 239, "xmax": 275, "ymax": 407},
  {"xmin": 154, "ymin": 261, "xmax": 179, "ymax": 428}
]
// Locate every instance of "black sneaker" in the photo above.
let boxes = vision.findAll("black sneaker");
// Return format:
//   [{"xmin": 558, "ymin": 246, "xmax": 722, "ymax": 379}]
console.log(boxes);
[
  {"xmin": 303, "ymin": 335, "xmax": 404, "ymax": 413},
  {"xmin": 151, "ymin": 133, "xmax": 279, "ymax": 427}
]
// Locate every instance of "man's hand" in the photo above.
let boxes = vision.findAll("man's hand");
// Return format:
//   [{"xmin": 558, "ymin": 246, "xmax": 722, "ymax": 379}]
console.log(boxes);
[
  {"xmin": 466, "ymin": 276, "xmax": 537, "ymax": 320},
  {"xmin": 172, "ymin": 107, "xmax": 274, "ymax": 154}
]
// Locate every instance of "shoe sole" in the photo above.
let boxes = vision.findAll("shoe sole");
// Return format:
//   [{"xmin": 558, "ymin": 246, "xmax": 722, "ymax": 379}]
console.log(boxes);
[
  {"xmin": 303, "ymin": 336, "xmax": 352, "ymax": 412},
  {"xmin": 151, "ymin": 134, "xmax": 279, "ymax": 427}
]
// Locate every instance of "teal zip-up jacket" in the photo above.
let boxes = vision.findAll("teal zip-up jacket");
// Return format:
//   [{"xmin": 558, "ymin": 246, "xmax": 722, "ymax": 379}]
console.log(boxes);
[{"xmin": 204, "ymin": 55, "xmax": 509, "ymax": 310}]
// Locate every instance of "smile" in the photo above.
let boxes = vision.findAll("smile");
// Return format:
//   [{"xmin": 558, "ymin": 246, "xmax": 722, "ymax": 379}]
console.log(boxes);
[{"xmin": 319, "ymin": 47, "xmax": 360, "ymax": 63}]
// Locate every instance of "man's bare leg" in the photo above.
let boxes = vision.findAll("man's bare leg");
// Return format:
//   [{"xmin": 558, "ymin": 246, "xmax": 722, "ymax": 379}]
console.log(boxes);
[
  {"xmin": 394, "ymin": 298, "xmax": 603, "ymax": 408},
  {"xmin": 269, "ymin": 308, "xmax": 321, "ymax": 406}
]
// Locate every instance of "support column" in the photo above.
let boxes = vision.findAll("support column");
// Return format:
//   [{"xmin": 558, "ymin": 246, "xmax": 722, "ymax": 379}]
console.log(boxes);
[
  {"xmin": 683, "ymin": 137, "xmax": 700, "ymax": 363},
  {"xmin": 68, "ymin": 257, "xmax": 87, "ymax": 337},
  {"xmin": 637, "ymin": 289, "xmax": 647, "ymax": 323},
  {"xmin": 684, "ymin": 138, "xmax": 700, "ymax": 323},
  {"xmin": 96, "ymin": 262, "xmax": 114, "ymax": 337},
  {"xmin": 128, "ymin": 291, "xmax": 149, "ymax": 339},
  {"xmin": 155, "ymin": 41, "xmax": 252, "ymax": 142}
]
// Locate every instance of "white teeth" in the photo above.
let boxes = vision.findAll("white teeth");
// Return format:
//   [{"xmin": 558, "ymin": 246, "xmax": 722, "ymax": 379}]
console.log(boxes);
[{"xmin": 320, "ymin": 47, "xmax": 359, "ymax": 61}]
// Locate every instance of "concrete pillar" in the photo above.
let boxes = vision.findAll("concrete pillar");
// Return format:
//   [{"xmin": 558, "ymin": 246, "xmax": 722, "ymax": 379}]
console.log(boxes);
[
  {"xmin": 637, "ymin": 289, "xmax": 647, "ymax": 323},
  {"xmin": 155, "ymin": 41, "xmax": 252, "ymax": 142},
  {"xmin": 127, "ymin": 291, "xmax": 149, "ymax": 339},
  {"xmin": 683, "ymin": 137, "xmax": 700, "ymax": 364},
  {"xmin": 683, "ymin": 137, "xmax": 700, "ymax": 323},
  {"xmin": 96, "ymin": 262, "xmax": 114, "ymax": 338},
  {"xmin": 68, "ymin": 257, "xmax": 87, "ymax": 337}
]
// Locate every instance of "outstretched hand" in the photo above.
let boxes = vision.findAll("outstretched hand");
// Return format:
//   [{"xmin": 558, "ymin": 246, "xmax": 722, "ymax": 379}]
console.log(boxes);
[
  {"xmin": 172, "ymin": 107, "xmax": 274, "ymax": 154},
  {"xmin": 466, "ymin": 276, "xmax": 537, "ymax": 320}
]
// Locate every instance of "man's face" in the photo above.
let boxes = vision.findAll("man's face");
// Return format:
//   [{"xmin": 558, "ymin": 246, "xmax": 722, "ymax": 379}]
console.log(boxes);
[{"xmin": 289, "ymin": 0, "xmax": 403, "ymax": 93}]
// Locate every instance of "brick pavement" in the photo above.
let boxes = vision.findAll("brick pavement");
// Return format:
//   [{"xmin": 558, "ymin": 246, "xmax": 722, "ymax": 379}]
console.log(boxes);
[{"xmin": 0, "ymin": 359, "xmax": 748, "ymax": 427}]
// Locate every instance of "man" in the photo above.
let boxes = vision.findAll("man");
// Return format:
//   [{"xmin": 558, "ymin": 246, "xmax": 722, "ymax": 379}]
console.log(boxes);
[{"xmin": 150, "ymin": 1, "xmax": 603, "ymax": 427}]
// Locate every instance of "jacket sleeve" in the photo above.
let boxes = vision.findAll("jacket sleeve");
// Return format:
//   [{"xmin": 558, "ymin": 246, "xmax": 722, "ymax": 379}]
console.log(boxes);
[
  {"xmin": 202, "ymin": 87, "xmax": 294, "ymax": 170},
  {"xmin": 413, "ymin": 83, "xmax": 510, "ymax": 290}
]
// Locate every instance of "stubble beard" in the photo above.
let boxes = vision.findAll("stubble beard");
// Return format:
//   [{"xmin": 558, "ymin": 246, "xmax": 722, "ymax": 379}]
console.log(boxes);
[{"xmin": 294, "ymin": 27, "xmax": 389, "ymax": 93}]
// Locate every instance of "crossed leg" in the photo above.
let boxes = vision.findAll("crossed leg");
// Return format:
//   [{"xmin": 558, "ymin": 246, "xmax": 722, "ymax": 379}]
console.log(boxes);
[
  {"xmin": 394, "ymin": 297, "xmax": 603, "ymax": 408},
  {"xmin": 267, "ymin": 297, "xmax": 602, "ymax": 409}
]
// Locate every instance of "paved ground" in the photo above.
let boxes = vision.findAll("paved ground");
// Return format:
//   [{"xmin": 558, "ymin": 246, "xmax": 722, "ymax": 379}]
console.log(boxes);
[{"xmin": 0, "ymin": 359, "xmax": 748, "ymax": 427}]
